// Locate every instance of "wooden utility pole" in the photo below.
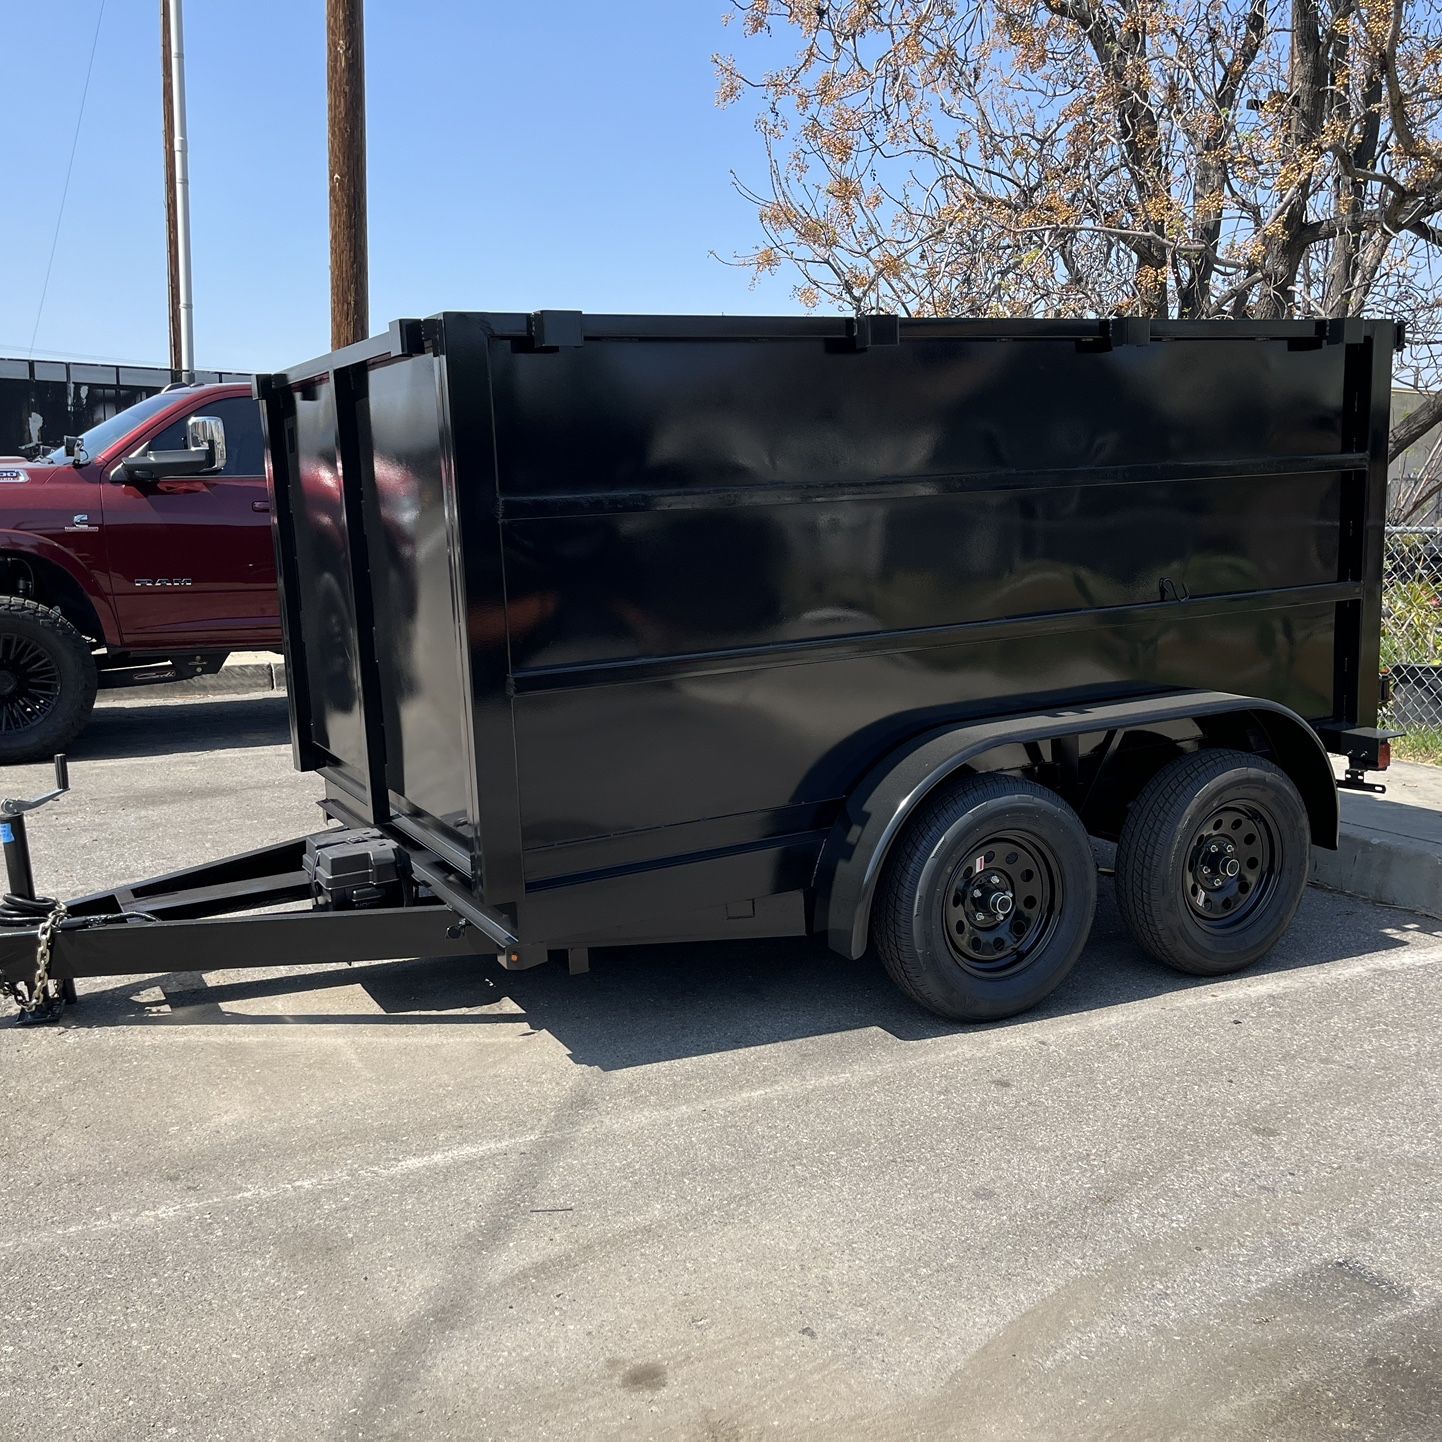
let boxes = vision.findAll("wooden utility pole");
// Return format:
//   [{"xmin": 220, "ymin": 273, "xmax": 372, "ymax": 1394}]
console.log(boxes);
[
  {"xmin": 327, "ymin": 0, "xmax": 369, "ymax": 349},
  {"xmin": 161, "ymin": 1, "xmax": 182, "ymax": 374}
]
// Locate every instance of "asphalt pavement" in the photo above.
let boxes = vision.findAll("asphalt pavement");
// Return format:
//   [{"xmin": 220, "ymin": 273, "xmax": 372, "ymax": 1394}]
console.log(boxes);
[{"xmin": 2, "ymin": 694, "xmax": 1441, "ymax": 1440}]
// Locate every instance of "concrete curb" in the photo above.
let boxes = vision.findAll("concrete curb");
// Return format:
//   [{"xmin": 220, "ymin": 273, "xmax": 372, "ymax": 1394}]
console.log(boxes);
[
  {"xmin": 1309, "ymin": 762, "xmax": 1442, "ymax": 921},
  {"xmin": 1312, "ymin": 833, "xmax": 1442, "ymax": 920}
]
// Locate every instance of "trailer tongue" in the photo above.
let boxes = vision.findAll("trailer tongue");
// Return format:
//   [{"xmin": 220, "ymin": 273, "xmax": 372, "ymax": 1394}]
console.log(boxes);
[{"xmin": 0, "ymin": 313, "xmax": 1400, "ymax": 1026}]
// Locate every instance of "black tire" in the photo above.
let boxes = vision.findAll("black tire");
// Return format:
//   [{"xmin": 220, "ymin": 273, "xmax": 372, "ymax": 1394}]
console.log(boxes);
[
  {"xmin": 1115, "ymin": 748, "xmax": 1310, "ymax": 977},
  {"xmin": 0, "ymin": 596, "xmax": 98, "ymax": 764},
  {"xmin": 873, "ymin": 774, "xmax": 1098, "ymax": 1021}
]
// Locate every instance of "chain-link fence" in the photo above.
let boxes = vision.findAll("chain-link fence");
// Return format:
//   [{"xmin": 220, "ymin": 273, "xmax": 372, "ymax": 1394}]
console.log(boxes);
[{"xmin": 1383, "ymin": 526, "xmax": 1442, "ymax": 758}]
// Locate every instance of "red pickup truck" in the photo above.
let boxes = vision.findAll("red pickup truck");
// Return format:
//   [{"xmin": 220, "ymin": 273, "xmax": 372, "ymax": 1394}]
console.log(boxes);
[{"xmin": 0, "ymin": 383, "xmax": 280, "ymax": 762}]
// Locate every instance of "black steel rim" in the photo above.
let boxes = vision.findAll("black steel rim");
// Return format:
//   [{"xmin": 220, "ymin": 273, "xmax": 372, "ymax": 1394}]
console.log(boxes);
[
  {"xmin": 0, "ymin": 633, "xmax": 60, "ymax": 734},
  {"xmin": 943, "ymin": 830, "xmax": 1062, "ymax": 977},
  {"xmin": 1184, "ymin": 800, "xmax": 1279, "ymax": 928}
]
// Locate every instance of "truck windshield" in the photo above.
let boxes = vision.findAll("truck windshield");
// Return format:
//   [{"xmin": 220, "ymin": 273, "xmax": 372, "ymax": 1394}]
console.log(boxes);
[{"xmin": 44, "ymin": 390, "xmax": 189, "ymax": 464}]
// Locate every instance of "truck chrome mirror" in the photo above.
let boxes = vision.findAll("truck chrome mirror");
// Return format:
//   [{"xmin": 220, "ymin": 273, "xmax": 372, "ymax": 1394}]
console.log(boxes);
[
  {"xmin": 186, "ymin": 415, "xmax": 227, "ymax": 472},
  {"xmin": 115, "ymin": 415, "xmax": 227, "ymax": 483},
  {"xmin": 117, "ymin": 446, "xmax": 216, "ymax": 483}
]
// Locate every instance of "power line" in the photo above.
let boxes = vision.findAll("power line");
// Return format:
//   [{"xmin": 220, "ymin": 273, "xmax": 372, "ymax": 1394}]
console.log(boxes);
[{"xmin": 28, "ymin": 0, "xmax": 109, "ymax": 357}]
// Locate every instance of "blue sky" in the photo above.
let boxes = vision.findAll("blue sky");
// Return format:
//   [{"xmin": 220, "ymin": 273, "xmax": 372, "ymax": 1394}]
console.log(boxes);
[{"xmin": 2, "ymin": 1, "xmax": 800, "ymax": 372}]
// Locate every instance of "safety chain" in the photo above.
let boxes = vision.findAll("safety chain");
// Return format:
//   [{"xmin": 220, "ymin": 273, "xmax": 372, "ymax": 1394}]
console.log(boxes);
[{"xmin": 3, "ymin": 900, "xmax": 68, "ymax": 1016}]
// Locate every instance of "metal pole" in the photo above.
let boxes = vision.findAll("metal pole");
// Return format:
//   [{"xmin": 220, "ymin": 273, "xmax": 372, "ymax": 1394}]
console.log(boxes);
[
  {"xmin": 166, "ymin": 0, "xmax": 195, "ymax": 381},
  {"xmin": 161, "ymin": 0, "xmax": 182, "ymax": 376},
  {"xmin": 327, "ymin": 0, "xmax": 369, "ymax": 349}
]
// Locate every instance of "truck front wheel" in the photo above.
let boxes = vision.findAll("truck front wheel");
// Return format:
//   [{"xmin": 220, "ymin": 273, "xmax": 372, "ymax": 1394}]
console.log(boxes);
[
  {"xmin": 1115, "ymin": 749, "xmax": 1310, "ymax": 976},
  {"xmin": 0, "ymin": 596, "xmax": 99, "ymax": 764},
  {"xmin": 873, "ymin": 774, "xmax": 1097, "ymax": 1021}
]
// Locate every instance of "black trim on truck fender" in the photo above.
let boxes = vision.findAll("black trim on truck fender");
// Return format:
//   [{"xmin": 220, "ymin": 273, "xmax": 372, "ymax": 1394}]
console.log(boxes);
[{"xmin": 816, "ymin": 690, "xmax": 1338, "ymax": 961}]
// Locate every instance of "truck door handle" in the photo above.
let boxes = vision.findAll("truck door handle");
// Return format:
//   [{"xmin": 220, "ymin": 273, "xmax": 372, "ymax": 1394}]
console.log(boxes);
[{"xmin": 252, "ymin": 499, "xmax": 271, "ymax": 513}]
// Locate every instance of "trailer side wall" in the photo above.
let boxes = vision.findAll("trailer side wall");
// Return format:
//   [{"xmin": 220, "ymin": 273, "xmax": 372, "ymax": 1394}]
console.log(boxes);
[{"xmin": 493, "ymin": 330, "xmax": 1372, "ymax": 893}]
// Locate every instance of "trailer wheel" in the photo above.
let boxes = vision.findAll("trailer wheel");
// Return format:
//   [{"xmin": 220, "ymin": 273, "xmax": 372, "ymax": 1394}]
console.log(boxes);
[
  {"xmin": 0, "ymin": 596, "xmax": 98, "ymax": 765},
  {"xmin": 873, "ymin": 775, "xmax": 1097, "ymax": 1021},
  {"xmin": 1115, "ymin": 749, "xmax": 1310, "ymax": 976}
]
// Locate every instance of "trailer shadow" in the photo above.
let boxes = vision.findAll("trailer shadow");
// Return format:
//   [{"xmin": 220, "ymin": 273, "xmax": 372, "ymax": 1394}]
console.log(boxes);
[
  {"xmin": 64, "ymin": 695, "xmax": 291, "ymax": 761},
  {"xmin": 483, "ymin": 887, "xmax": 1441, "ymax": 1068},
  {"xmin": 63, "ymin": 886, "xmax": 1441, "ymax": 1065}
]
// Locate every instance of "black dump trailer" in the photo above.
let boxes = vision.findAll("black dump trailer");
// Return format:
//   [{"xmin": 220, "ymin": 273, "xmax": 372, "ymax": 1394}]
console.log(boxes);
[{"xmin": 0, "ymin": 312, "xmax": 1399, "ymax": 1025}]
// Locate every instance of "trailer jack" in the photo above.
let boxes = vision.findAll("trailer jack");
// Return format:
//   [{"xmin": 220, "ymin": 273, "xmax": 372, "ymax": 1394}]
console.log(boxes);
[
  {"xmin": 0, "ymin": 763, "xmax": 506, "ymax": 1028},
  {"xmin": 0, "ymin": 754, "xmax": 79, "ymax": 1024}
]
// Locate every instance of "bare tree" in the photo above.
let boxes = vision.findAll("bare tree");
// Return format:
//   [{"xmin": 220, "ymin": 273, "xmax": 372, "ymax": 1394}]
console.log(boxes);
[
  {"xmin": 716, "ymin": 0, "xmax": 1442, "ymax": 458},
  {"xmin": 1391, "ymin": 426, "xmax": 1442, "ymax": 520}
]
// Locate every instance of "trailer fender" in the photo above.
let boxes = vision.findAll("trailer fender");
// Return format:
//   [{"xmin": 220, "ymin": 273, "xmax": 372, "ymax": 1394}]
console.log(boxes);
[{"xmin": 816, "ymin": 690, "xmax": 1338, "ymax": 960}]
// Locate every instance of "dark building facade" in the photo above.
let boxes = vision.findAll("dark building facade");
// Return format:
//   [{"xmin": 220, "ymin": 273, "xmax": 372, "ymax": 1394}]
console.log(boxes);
[{"xmin": 0, "ymin": 356, "xmax": 249, "ymax": 457}]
